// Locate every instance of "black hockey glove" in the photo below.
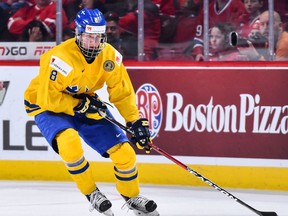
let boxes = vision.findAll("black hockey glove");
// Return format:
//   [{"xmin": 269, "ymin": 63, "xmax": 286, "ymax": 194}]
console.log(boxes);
[
  {"xmin": 128, "ymin": 118, "xmax": 152, "ymax": 153},
  {"xmin": 73, "ymin": 94, "xmax": 107, "ymax": 114}
]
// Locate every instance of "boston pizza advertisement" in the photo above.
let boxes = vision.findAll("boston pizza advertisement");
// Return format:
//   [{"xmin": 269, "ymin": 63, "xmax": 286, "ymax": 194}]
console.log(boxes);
[{"xmin": 128, "ymin": 66, "xmax": 288, "ymax": 160}]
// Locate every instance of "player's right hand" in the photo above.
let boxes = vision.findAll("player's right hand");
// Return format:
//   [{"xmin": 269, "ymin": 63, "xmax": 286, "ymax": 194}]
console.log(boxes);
[
  {"xmin": 128, "ymin": 118, "xmax": 152, "ymax": 153},
  {"xmin": 73, "ymin": 94, "xmax": 107, "ymax": 114}
]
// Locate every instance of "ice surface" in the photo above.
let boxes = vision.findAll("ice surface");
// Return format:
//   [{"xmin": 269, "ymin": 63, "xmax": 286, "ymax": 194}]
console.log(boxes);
[{"xmin": 0, "ymin": 181, "xmax": 287, "ymax": 216}]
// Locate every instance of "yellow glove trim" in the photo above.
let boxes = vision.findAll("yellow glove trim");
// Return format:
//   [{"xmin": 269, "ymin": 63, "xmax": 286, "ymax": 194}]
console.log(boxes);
[
  {"xmin": 142, "ymin": 120, "xmax": 149, "ymax": 126},
  {"xmin": 78, "ymin": 98, "xmax": 91, "ymax": 113},
  {"xmin": 136, "ymin": 142, "xmax": 144, "ymax": 150}
]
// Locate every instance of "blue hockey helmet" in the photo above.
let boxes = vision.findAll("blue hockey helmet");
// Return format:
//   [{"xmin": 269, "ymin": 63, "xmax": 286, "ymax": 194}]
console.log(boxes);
[{"xmin": 75, "ymin": 8, "xmax": 107, "ymax": 59}]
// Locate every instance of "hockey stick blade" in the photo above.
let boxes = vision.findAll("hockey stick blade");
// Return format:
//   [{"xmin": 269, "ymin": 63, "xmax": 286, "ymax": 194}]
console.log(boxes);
[
  {"xmin": 258, "ymin": 212, "xmax": 278, "ymax": 216},
  {"xmin": 97, "ymin": 110, "xmax": 278, "ymax": 216}
]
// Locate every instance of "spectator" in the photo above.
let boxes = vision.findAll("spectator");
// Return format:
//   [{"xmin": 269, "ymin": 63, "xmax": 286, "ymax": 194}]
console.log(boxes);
[
  {"xmin": 240, "ymin": 0, "xmax": 263, "ymax": 37},
  {"xmin": 19, "ymin": 20, "xmax": 51, "ymax": 41},
  {"xmin": 209, "ymin": 22, "xmax": 247, "ymax": 61},
  {"xmin": 257, "ymin": 10, "xmax": 285, "ymax": 60},
  {"xmin": 119, "ymin": 0, "xmax": 161, "ymax": 60},
  {"xmin": 173, "ymin": 0, "xmax": 205, "ymax": 43},
  {"xmin": 259, "ymin": 10, "xmax": 283, "ymax": 48},
  {"xmin": 104, "ymin": 11, "xmax": 138, "ymax": 59},
  {"xmin": 7, "ymin": 0, "xmax": 68, "ymax": 41},
  {"xmin": 0, "ymin": 0, "xmax": 34, "ymax": 41},
  {"xmin": 104, "ymin": 10, "xmax": 120, "ymax": 49},
  {"xmin": 190, "ymin": 0, "xmax": 249, "ymax": 61},
  {"xmin": 152, "ymin": 0, "xmax": 201, "ymax": 44},
  {"xmin": 238, "ymin": 10, "xmax": 286, "ymax": 61}
]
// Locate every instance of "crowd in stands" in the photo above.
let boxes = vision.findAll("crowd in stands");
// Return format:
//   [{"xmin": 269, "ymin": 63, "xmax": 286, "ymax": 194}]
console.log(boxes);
[{"xmin": 0, "ymin": 0, "xmax": 287, "ymax": 61}]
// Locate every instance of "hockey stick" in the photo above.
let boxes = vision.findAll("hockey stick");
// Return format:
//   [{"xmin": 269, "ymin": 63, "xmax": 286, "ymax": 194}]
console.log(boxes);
[{"xmin": 97, "ymin": 109, "xmax": 277, "ymax": 216}]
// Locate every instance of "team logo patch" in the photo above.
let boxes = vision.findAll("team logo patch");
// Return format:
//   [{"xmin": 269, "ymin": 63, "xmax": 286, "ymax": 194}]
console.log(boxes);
[
  {"xmin": 136, "ymin": 83, "xmax": 163, "ymax": 139},
  {"xmin": 103, "ymin": 60, "xmax": 115, "ymax": 72}
]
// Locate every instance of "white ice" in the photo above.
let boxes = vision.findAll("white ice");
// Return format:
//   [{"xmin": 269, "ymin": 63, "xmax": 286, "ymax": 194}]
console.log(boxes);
[{"xmin": 0, "ymin": 181, "xmax": 287, "ymax": 216}]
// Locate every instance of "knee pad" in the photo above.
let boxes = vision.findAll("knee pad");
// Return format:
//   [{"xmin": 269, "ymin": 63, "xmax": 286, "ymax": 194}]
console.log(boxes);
[
  {"xmin": 56, "ymin": 128, "xmax": 83, "ymax": 163},
  {"xmin": 108, "ymin": 142, "xmax": 136, "ymax": 170}
]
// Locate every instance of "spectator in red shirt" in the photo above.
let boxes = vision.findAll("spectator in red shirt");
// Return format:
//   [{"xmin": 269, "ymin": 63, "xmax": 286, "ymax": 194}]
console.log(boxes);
[
  {"xmin": 19, "ymin": 20, "xmax": 50, "ymax": 41},
  {"xmin": 7, "ymin": 0, "xmax": 68, "ymax": 41},
  {"xmin": 104, "ymin": 11, "xmax": 138, "ymax": 59},
  {"xmin": 119, "ymin": 0, "xmax": 161, "ymax": 60},
  {"xmin": 191, "ymin": 0, "xmax": 249, "ymax": 61},
  {"xmin": 0, "ymin": 0, "xmax": 34, "ymax": 41},
  {"xmin": 209, "ymin": 22, "xmax": 247, "ymax": 61}
]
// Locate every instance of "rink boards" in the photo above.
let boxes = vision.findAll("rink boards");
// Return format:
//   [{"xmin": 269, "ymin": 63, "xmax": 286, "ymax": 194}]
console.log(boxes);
[{"xmin": 0, "ymin": 61, "xmax": 287, "ymax": 191}]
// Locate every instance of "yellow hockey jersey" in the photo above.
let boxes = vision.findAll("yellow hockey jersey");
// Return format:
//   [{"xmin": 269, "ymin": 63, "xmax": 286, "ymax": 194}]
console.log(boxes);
[{"xmin": 24, "ymin": 38, "xmax": 139, "ymax": 123}]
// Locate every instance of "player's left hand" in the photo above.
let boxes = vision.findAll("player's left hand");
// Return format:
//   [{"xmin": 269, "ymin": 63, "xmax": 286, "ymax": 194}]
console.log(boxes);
[
  {"xmin": 128, "ymin": 118, "xmax": 152, "ymax": 153},
  {"xmin": 73, "ymin": 94, "xmax": 107, "ymax": 114}
]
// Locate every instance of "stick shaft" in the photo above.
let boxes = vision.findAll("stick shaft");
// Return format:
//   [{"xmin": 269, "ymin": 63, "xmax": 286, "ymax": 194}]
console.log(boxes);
[{"xmin": 99, "ymin": 110, "xmax": 276, "ymax": 216}]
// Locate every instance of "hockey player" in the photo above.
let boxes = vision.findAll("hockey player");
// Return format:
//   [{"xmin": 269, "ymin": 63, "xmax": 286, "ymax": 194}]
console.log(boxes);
[{"xmin": 24, "ymin": 8, "xmax": 159, "ymax": 216}]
